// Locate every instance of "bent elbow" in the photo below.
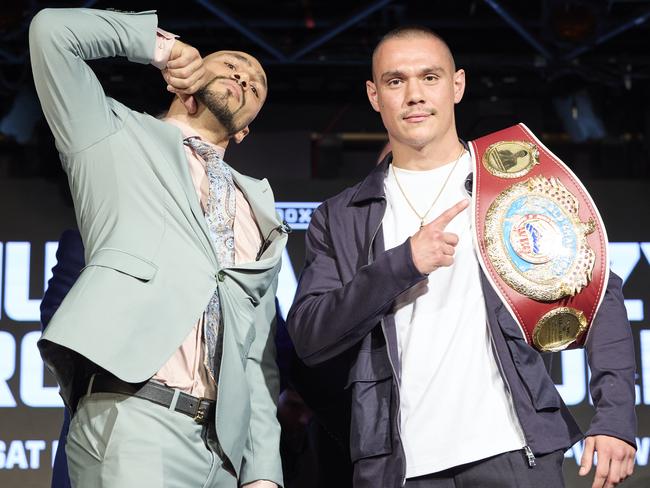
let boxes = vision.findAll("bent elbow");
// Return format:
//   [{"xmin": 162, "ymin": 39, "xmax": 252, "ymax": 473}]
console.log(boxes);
[
  {"xmin": 29, "ymin": 9, "xmax": 57, "ymax": 45},
  {"xmin": 292, "ymin": 339, "xmax": 319, "ymax": 367}
]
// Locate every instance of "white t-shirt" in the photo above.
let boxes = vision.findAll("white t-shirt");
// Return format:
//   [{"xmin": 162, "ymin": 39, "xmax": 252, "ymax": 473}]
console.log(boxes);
[{"xmin": 382, "ymin": 152, "xmax": 525, "ymax": 478}]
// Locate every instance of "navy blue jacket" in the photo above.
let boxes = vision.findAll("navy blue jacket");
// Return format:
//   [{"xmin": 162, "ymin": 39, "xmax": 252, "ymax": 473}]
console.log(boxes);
[
  {"xmin": 40, "ymin": 229, "xmax": 85, "ymax": 488},
  {"xmin": 287, "ymin": 156, "xmax": 636, "ymax": 488}
]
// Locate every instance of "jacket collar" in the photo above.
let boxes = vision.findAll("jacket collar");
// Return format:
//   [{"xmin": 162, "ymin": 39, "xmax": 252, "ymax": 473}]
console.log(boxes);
[{"xmin": 350, "ymin": 153, "xmax": 392, "ymax": 205}]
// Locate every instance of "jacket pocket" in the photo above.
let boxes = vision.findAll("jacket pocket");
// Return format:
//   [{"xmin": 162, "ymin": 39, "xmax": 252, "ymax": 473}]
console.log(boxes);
[
  {"xmin": 83, "ymin": 248, "xmax": 157, "ymax": 282},
  {"xmin": 345, "ymin": 349, "xmax": 393, "ymax": 462},
  {"xmin": 496, "ymin": 306, "xmax": 561, "ymax": 412}
]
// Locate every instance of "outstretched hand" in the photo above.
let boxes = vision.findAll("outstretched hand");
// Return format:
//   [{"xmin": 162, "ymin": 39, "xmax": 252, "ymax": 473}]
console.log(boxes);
[
  {"xmin": 579, "ymin": 435, "xmax": 636, "ymax": 488},
  {"xmin": 410, "ymin": 199, "xmax": 469, "ymax": 275},
  {"xmin": 162, "ymin": 40, "xmax": 207, "ymax": 114}
]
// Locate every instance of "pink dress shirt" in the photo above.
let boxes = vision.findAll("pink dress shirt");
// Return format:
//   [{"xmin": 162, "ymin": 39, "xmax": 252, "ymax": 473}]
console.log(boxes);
[{"xmin": 149, "ymin": 33, "xmax": 263, "ymax": 399}]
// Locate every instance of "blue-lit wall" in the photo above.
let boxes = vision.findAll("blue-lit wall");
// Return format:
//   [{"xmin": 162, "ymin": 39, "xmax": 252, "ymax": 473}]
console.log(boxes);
[{"xmin": 1, "ymin": 188, "xmax": 649, "ymax": 487}]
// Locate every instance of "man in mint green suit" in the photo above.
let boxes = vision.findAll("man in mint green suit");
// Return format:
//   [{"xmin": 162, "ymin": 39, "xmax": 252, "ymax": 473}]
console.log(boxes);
[{"xmin": 30, "ymin": 8, "xmax": 286, "ymax": 488}]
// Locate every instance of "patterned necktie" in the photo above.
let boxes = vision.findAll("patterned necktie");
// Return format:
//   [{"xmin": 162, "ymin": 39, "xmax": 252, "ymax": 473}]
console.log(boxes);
[{"xmin": 184, "ymin": 136, "xmax": 236, "ymax": 382}]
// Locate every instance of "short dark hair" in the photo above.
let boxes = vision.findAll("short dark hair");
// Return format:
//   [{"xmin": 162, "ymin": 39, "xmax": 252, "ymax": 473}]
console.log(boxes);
[{"xmin": 371, "ymin": 25, "xmax": 456, "ymax": 79}]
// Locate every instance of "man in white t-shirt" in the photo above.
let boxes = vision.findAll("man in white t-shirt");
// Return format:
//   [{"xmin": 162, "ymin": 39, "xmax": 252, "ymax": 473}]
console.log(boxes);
[{"xmin": 288, "ymin": 26, "xmax": 636, "ymax": 488}]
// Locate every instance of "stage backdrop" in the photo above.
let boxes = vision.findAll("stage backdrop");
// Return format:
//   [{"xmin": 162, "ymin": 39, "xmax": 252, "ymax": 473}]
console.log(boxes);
[{"xmin": 0, "ymin": 178, "xmax": 648, "ymax": 488}]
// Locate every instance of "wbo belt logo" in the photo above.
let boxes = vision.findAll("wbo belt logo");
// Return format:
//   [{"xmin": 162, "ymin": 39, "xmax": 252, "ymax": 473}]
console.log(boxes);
[{"xmin": 484, "ymin": 176, "xmax": 596, "ymax": 302}]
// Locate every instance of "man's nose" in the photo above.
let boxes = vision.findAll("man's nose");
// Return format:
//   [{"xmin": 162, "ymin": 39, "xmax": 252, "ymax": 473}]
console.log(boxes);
[
  {"xmin": 233, "ymin": 72, "xmax": 249, "ymax": 89},
  {"xmin": 405, "ymin": 80, "xmax": 425, "ymax": 105}
]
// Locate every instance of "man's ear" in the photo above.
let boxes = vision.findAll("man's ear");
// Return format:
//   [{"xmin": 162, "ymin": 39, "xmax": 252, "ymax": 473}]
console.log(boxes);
[
  {"xmin": 233, "ymin": 126, "xmax": 250, "ymax": 144},
  {"xmin": 366, "ymin": 80, "xmax": 380, "ymax": 112},
  {"xmin": 453, "ymin": 69, "xmax": 466, "ymax": 104}
]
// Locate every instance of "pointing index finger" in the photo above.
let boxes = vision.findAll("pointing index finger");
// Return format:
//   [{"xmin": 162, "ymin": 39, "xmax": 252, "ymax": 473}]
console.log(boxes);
[{"xmin": 429, "ymin": 199, "xmax": 469, "ymax": 230}]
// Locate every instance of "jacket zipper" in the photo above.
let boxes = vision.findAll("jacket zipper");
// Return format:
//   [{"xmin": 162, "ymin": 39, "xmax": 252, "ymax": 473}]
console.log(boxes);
[
  {"xmin": 524, "ymin": 445, "xmax": 537, "ymax": 467},
  {"xmin": 367, "ymin": 201, "xmax": 409, "ymax": 486},
  {"xmin": 381, "ymin": 316, "xmax": 409, "ymax": 485},
  {"xmin": 485, "ymin": 313, "xmax": 536, "ymax": 467}
]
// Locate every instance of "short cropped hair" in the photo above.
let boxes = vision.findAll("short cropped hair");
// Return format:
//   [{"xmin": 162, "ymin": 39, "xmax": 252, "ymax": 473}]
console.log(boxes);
[{"xmin": 371, "ymin": 25, "xmax": 456, "ymax": 79}]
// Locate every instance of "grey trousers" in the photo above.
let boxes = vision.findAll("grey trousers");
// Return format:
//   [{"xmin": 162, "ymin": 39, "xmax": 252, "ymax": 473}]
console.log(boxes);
[
  {"xmin": 405, "ymin": 449, "xmax": 565, "ymax": 488},
  {"xmin": 66, "ymin": 391, "xmax": 237, "ymax": 488}
]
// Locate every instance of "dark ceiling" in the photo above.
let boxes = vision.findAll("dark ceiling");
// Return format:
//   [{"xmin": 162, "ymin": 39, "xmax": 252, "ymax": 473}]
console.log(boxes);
[
  {"xmin": 0, "ymin": 0, "xmax": 649, "ymax": 180},
  {"xmin": 2, "ymin": 0, "xmax": 648, "ymax": 97}
]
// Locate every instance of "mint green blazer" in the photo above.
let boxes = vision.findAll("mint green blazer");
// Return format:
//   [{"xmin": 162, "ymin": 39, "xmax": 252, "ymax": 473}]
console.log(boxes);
[{"xmin": 30, "ymin": 8, "xmax": 286, "ymax": 485}]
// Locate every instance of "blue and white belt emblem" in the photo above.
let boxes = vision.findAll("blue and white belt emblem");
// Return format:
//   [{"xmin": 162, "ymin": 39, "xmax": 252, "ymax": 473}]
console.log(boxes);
[{"xmin": 484, "ymin": 176, "xmax": 596, "ymax": 302}]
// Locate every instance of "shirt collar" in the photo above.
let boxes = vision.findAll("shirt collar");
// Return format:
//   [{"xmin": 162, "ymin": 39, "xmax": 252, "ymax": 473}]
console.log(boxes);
[{"xmin": 350, "ymin": 139, "xmax": 470, "ymax": 205}]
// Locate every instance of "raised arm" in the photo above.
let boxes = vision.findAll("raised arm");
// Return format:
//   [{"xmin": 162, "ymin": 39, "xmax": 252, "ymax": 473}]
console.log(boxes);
[{"xmin": 29, "ymin": 8, "xmax": 158, "ymax": 154}]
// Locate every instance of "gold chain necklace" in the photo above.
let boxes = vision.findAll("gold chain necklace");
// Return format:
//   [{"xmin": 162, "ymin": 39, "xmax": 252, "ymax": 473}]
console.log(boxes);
[{"xmin": 391, "ymin": 147, "xmax": 466, "ymax": 228}]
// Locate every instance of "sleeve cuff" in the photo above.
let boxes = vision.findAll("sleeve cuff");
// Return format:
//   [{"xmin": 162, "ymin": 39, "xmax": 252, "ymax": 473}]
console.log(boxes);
[
  {"xmin": 151, "ymin": 28, "xmax": 178, "ymax": 69},
  {"xmin": 584, "ymin": 428, "xmax": 637, "ymax": 450}
]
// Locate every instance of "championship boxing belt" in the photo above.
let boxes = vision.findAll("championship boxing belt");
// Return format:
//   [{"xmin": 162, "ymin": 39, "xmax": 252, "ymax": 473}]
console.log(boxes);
[{"xmin": 469, "ymin": 123, "xmax": 609, "ymax": 352}]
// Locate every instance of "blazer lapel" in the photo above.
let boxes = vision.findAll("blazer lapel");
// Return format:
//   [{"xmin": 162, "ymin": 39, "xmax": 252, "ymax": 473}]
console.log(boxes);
[
  {"xmin": 229, "ymin": 167, "xmax": 282, "ymax": 247},
  {"xmin": 146, "ymin": 115, "xmax": 283, "ymax": 271},
  {"xmin": 148, "ymin": 118, "xmax": 217, "ymax": 266},
  {"xmin": 212, "ymin": 167, "xmax": 285, "ymax": 304}
]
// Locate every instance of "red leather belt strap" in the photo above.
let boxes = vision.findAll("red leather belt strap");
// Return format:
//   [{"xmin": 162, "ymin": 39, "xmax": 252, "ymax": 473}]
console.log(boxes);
[{"xmin": 469, "ymin": 123, "xmax": 609, "ymax": 351}]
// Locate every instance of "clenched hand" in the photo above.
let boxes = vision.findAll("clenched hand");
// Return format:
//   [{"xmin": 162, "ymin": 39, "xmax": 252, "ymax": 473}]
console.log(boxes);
[{"xmin": 162, "ymin": 40, "xmax": 207, "ymax": 114}]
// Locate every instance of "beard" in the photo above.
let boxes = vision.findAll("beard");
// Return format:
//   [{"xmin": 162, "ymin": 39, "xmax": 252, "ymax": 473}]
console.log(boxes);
[{"xmin": 194, "ymin": 80, "xmax": 246, "ymax": 136}]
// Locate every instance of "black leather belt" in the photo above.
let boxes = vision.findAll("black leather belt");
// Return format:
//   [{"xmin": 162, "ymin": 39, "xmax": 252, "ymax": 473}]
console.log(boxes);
[{"xmin": 90, "ymin": 374, "xmax": 216, "ymax": 424}]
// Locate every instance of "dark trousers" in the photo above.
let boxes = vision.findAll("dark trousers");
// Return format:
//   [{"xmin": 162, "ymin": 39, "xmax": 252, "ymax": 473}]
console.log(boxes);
[{"xmin": 405, "ymin": 449, "xmax": 565, "ymax": 488}]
